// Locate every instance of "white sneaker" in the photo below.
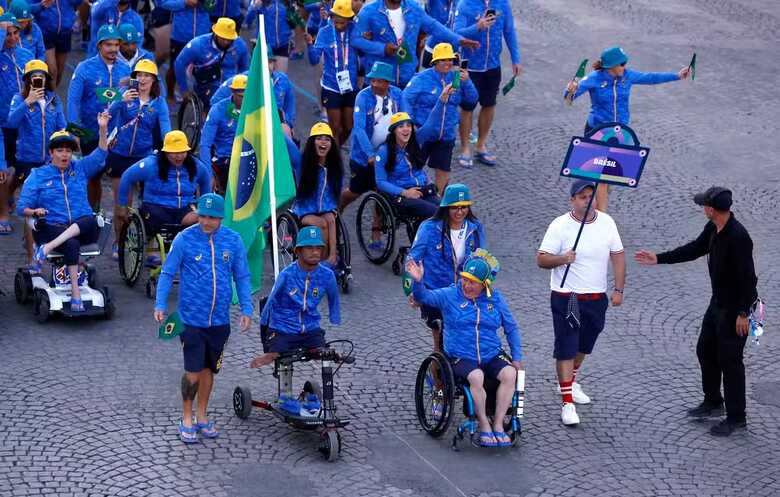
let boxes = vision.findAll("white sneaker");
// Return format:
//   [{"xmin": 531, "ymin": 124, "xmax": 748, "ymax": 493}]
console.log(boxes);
[
  {"xmin": 561, "ymin": 403, "xmax": 580, "ymax": 426},
  {"xmin": 572, "ymin": 382, "xmax": 591, "ymax": 404}
]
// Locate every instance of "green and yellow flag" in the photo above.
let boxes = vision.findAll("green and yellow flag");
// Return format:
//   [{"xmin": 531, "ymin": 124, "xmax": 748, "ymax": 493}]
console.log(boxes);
[{"xmin": 223, "ymin": 27, "xmax": 297, "ymax": 293}]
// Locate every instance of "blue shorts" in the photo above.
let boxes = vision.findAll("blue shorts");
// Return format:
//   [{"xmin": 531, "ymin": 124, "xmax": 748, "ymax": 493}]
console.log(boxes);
[
  {"xmin": 421, "ymin": 140, "xmax": 455, "ymax": 172},
  {"xmin": 321, "ymin": 88, "xmax": 358, "ymax": 109},
  {"xmin": 140, "ymin": 203, "xmax": 194, "ymax": 237},
  {"xmin": 181, "ymin": 324, "xmax": 231, "ymax": 373},
  {"xmin": 461, "ymin": 67, "xmax": 501, "ymax": 110},
  {"xmin": 551, "ymin": 291, "xmax": 609, "ymax": 360},
  {"xmin": 104, "ymin": 152, "xmax": 142, "ymax": 178},
  {"xmin": 32, "ymin": 216, "xmax": 99, "ymax": 266},
  {"xmin": 265, "ymin": 329, "xmax": 326, "ymax": 353},
  {"xmin": 43, "ymin": 31, "xmax": 72, "ymax": 53},
  {"xmin": 348, "ymin": 160, "xmax": 375, "ymax": 194},
  {"xmin": 451, "ymin": 352, "xmax": 512, "ymax": 381}
]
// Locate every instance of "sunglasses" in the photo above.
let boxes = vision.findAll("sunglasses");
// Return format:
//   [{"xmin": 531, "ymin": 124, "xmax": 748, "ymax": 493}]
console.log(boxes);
[{"xmin": 449, "ymin": 205, "xmax": 469, "ymax": 211}]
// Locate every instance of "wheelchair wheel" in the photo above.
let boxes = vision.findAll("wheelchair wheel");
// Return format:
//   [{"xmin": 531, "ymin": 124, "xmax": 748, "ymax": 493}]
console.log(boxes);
[
  {"xmin": 118, "ymin": 210, "xmax": 146, "ymax": 287},
  {"xmin": 177, "ymin": 94, "xmax": 203, "ymax": 151},
  {"xmin": 233, "ymin": 386, "xmax": 253, "ymax": 419},
  {"xmin": 271, "ymin": 211, "xmax": 299, "ymax": 272},
  {"xmin": 356, "ymin": 193, "xmax": 395, "ymax": 265},
  {"xmin": 14, "ymin": 269, "xmax": 32, "ymax": 305},
  {"xmin": 318, "ymin": 430, "xmax": 341, "ymax": 462},
  {"xmin": 415, "ymin": 352, "xmax": 456, "ymax": 438},
  {"xmin": 335, "ymin": 214, "xmax": 352, "ymax": 293}
]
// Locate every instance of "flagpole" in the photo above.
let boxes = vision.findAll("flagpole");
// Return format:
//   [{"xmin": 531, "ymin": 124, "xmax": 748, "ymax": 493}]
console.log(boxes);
[{"xmin": 258, "ymin": 16, "xmax": 281, "ymax": 279}]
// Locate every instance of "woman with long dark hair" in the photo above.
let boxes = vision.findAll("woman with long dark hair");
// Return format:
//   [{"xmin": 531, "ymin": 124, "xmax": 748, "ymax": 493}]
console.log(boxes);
[{"xmin": 292, "ymin": 122, "xmax": 343, "ymax": 267}]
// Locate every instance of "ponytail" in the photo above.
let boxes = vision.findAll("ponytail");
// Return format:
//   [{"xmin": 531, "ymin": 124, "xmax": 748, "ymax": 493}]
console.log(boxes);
[{"xmin": 592, "ymin": 59, "xmax": 603, "ymax": 71}]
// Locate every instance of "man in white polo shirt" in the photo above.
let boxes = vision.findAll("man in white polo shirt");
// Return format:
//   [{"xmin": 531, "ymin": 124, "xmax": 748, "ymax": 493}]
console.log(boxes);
[{"xmin": 537, "ymin": 180, "xmax": 626, "ymax": 426}]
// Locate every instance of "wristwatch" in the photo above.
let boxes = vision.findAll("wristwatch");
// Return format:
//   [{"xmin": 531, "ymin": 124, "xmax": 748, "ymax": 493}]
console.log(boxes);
[{"xmin": 613, "ymin": 288, "xmax": 624, "ymax": 294}]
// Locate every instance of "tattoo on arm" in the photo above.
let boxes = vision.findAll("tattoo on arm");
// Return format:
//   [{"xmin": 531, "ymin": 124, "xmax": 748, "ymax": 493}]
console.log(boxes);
[{"xmin": 181, "ymin": 374, "xmax": 199, "ymax": 401}]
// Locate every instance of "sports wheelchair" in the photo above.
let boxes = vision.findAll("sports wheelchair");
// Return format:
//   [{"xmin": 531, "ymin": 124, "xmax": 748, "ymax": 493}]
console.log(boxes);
[
  {"xmin": 271, "ymin": 209, "xmax": 352, "ymax": 293},
  {"xmin": 355, "ymin": 192, "xmax": 425, "ymax": 276},
  {"xmin": 233, "ymin": 336, "xmax": 355, "ymax": 462},
  {"xmin": 414, "ymin": 352, "xmax": 524, "ymax": 450},
  {"xmin": 117, "ymin": 207, "xmax": 185, "ymax": 298},
  {"xmin": 177, "ymin": 93, "xmax": 204, "ymax": 151}
]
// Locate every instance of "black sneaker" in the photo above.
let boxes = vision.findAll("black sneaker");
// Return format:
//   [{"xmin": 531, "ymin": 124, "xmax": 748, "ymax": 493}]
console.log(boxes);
[
  {"xmin": 710, "ymin": 418, "xmax": 747, "ymax": 437},
  {"xmin": 687, "ymin": 400, "xmax": 724, "ymax": 418}
]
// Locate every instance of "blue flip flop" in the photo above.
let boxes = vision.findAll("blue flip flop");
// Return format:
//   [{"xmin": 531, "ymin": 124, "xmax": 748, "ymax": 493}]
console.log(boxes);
[
  {"xmin": 178, "ymin": 421, "xmax": 199, "ymax": 444},
  {"xmin": 493, "ymin": 431, "xmax": 512, "ymax": 447},
  {"xmin": 456, "ymin": 154, "xmax": 473, "ymax": 168},
  {"xmin": 70, "ymin": 298, "xmax": 85, "ymax": 312},
  {"xmin": 0, "ymin": 220, "xmax": 13, "ymax": 235},
  {"xmin": 478, "ymin": 431, "xmax": 498, "ymax": 447},
  {"xmin": 195, "ymin": 420, "xmax": 219, "ymax": 439},
  {"xmin": 474, "ymin": 151, "xmax": 497, "ymax": 167}
]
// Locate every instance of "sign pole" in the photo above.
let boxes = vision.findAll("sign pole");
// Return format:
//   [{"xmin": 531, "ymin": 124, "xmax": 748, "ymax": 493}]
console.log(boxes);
[{"xmin": 559, "ymin": 181, "xmax": 598, "ymax": 288}]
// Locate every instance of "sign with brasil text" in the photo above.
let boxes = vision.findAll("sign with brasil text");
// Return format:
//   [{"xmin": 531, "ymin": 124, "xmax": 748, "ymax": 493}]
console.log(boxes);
[{"xmin": 560, "ymin": 137, "xmax": 649, "ymax": 188}]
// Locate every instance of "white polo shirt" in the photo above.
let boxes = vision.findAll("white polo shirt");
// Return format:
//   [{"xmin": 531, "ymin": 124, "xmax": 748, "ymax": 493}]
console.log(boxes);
[{"xmin": 538, "ymin": 210, "xmax": 624, "ymax": 293}]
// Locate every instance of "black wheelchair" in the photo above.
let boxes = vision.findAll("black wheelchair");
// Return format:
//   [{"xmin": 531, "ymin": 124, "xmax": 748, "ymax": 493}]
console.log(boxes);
[
  {"xmin": 177, "ymin": 93, "xmax": 204, "ymax": 151},
  {"xmin": 117, "ymin": 207, "xmax": 185, "ymax": 298},
  {"xmin": 355, "ymin": 192, "xmax": 425, "ymax": 276},
  {"xmin": 271, "ymin": 209, "xmax": 352, "ymax": 293},
  {"xmin": 414, "ymin": 352, "xmax": 524, "ymax": 450},
  {"xmin": 233, "ymin": 335, "xmax": 355, "ymax": 462}
]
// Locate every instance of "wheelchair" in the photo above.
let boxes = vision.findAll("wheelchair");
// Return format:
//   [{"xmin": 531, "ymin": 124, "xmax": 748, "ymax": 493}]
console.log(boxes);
[
  {"xmin": 177, "ymin": 93, "xmax": 204, "ymax": 151},
  {"xmin": 414, "ymin": 352, "xmax": 524, "ymax": 450},
  {"xmin": 232, "ymin": 334, "xmax": 355, "ymax": 462},
  {"xmin": 271, "ymin": 209, "xmax": 352, "ymax": 293},
  {"xmin": 14, "ymin": 215, "xmax": 115, "ymax": 323},
  {"xmin": 117, "ymin": 207, "xmax": 185, "ymax": 298},
  {"xmin": 355, "ymin": 191, "xmax": 424, "ymax": 276}
]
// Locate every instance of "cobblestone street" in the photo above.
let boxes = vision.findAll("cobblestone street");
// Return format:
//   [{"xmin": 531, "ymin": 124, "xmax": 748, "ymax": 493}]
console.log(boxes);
[{"xmin": 1, "ymin": 0, "xmax": 779, "ymax": 495}]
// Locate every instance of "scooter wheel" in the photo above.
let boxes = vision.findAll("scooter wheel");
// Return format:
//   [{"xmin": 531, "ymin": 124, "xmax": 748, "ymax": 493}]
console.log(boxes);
[
  {"xmin": 233, "ymin": 386, "xmax": 253, "ymax": 419},
  {"xmin": 319, "ymin": 430, "xmax": 340, "ymax": 462},
  {"xmin": 34, "ymin": 290, "xmax": 50, "ymax": 324},
  {"xmin": 14, "ymin": 270, "xmax": 30, "ymax": 305}
]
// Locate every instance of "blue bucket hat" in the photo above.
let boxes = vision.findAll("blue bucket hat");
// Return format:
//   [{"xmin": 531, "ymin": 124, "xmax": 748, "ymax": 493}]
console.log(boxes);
[
  {"xmin": 296, "ymin": 226, "xmax": 325, "ymax": 248},
  {"xmin": 600, "ymin": 46, "xmax": 628, "ymax": 69},
  {"xmin": 440, "ymin": 183, "xmax": 472, "ymax": 207},
  {"xmin": 97, "ymin": 24, "xmax": 121, "ymax": 43},
  {"xmin": 366, "ymin": 61, "xmax": 394, "ymax": 82},
  {"xmin": 197, "ymin": 193, "xmax": 225, "ymax": 218},
  {"xmin": 570, "ymin": 179, "xmax": 596, "ymax": 197},
  {"xmin": 9, "ymin": 0, "xmax": 32, "ymax": 21},
  {"xmin": 0, "ymin": 13, "xmax": 21, "ymax": 28},
  {"xmin": 460, "ymin": 249, "xmax": 500, "ymax": 296},
  {"xmin": 118, "ymin": 23, "xmax": 140, "ymax": 43}
]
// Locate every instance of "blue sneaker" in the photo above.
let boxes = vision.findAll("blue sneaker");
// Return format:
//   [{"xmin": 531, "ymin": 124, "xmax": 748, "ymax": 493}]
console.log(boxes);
[
  {"xmin": 278, "ymin": 395, "xmax": 302, "ymax": 415},
  {"xmin": 145, "ymin": 255, "xmax": 161, "ymax": 267},
  {"xmin": 303, "ymin": 394, "xmax": 321, "ymax": 413}
]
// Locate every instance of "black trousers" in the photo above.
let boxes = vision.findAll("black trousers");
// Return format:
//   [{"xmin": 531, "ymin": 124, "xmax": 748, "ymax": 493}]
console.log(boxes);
[{"xmin": 697, "ymin": 301, "xmax": 747, "ymax": 421}]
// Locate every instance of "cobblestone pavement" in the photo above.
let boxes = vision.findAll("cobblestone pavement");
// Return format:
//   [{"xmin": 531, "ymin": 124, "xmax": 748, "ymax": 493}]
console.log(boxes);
[{"xmin": 2, "ymin": 0, "xmax": 780, "ymax": 496}]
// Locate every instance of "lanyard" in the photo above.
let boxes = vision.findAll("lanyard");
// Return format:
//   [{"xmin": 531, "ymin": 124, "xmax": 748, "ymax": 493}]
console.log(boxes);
[
  {"xmin": 11, "ymin": 53, "xmax": 22, "ymax": 91},
  {"xmin": 332, "ymin": 27, "xmax": 349, "ymax": 70}
]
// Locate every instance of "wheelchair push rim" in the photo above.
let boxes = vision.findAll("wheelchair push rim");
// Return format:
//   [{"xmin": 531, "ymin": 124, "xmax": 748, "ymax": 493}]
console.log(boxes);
[
  {"xmin": 177, "ymin": 94, "xmax": 203, "ymax": 151},
  {"xmin": 356, "ymin": 193, "xmax": 395, "ymax": 265},
  {"xmin": 415, "ymin": 352, "xmax": 455, "ymax": 438},
  {"xmin": 273, "ymin": 211, "xmax": 298, "ymax": 271},
  {"xmin": 118, "ymin": 209, "xmax": 146, "ymax": 287}
]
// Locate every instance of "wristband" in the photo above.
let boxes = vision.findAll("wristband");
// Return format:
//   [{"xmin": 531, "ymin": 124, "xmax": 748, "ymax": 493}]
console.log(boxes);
[{"xmin": 613, "ymin": 288, "xmax": 623, "ymax": 293}]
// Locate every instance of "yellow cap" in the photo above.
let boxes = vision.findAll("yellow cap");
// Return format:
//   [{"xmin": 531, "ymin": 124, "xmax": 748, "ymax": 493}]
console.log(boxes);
[
  {"xmin": 132, "ymin": 59, "xmax": 159, "ymax": 76},
  {"xmin": 389, "ymin": 111, "xmax": 412, "ymax": 129},
  {"xmin": 24, "ymin": 59, "xmax": 48, "ymax": 75},
  {"xmin": 0, "ymin": 7, "xmax": 4, "ymax": 15},
  {"xmin": 329, "ymin": 0, "xmax": 354, "ymax": 18},
  {"xmin": 161, "ymin": 130, "xmax": 191, "ymax": 153},
  {"xmin": 211, "ymin": 17, "xmax": 238, "ymax": 40},
  {"xmin": 431, "ymin": 43, "xmax": 456, "ymax": 63},
  {"xmin": 309, "ymin": 122, "xmax": 333, "ymax": 138},
  {"xmin": 230, "ymin": 74, "xmax": 248, "ymax": 90}
]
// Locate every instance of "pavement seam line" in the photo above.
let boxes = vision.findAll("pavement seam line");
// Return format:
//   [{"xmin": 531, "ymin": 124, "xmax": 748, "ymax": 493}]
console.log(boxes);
[{"xmin": 392, "ymin": 433, "xmax": 469, "ymax": 497}]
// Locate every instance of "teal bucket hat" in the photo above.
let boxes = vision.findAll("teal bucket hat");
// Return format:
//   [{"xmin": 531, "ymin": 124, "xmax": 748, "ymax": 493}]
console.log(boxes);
[
  {"xmin": 296, "ymin": 226, "xmax": 325, "ymax": 248},
  {"xmin": 9, "ymin": 0, "xmax": 32, "ymax": 21},
  {"xmin": 366, "ymin": 61, "xmax": 394, "ymax": 82},
  {"xmin": 119, "ymin": 23, "xmax": 140, "ymax": 43},
  {"xmin": 0, "ymin": 13, "xmax": 21, "ymax": 28},
  {"xmin": 460, "ymin": 249, "xmax": 500, "ymax": 296},
  {"xmin": 97, "ymin": 24, "xmax": 121, "ymax": 43},
  {"xmin": 197, "ymin": 193, "xmax": 225, "ymax": 218},
  {"xmin": 440, "ymin": 183, "xmax": 473, "ymax": 207},
  {"xmin": 600, "ymin": 46, "xmax": 628, "ymax": 69}
]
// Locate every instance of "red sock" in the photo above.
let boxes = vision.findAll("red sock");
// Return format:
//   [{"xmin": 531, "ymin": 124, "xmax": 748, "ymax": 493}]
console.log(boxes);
[
  {"xmin": 560, "ymin": 380, "xmax": 573, "ymax": 404},
  {"xmin": 572, "ymin": 366, "xmax": 579, "ymax": 384}
]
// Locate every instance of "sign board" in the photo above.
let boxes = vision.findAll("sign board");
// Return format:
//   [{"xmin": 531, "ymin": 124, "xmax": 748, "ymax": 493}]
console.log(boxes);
[{"xmin": 560, "ymin": 137, "xmax": 649, "ymax": 188}]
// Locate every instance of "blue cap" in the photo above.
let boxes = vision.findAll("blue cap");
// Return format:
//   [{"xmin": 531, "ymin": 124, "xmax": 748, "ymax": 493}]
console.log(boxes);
[
  {"xmin": 118, "ymin": 23, "xmax": 140, "ymax": 43},
  {"xmin": 570, "ymin": 179, "xmax": 596, "ymax": 197},
  {"xmin": 97, "ymin": 24, "xmax": 121, "ymax": 43},
  {"xmin": 196, "ymin": 193, "xmax": 225, "ymax": 218},
  {"xmin": 0, "ymin": 13, "xmax": 21, "ymax": 28},
  {"xmin": 9, "ymin": 0, "xmax": 32, "ymax": 21},
  {"xmin": 600, "ymin": 46, "xmax": 628, "ymax": 69},
  {"xmin": 295, "ymin": 226, "xmax": 325, "ymax": 248},
  {"xmin": 366, "ymin": 61, "xmax": 394, "ymax": 82},
  {"xmin": 461, "ymin": 258, "xmax": 491, "ymax": 283},
  {"xmin": 440, "ymin": 183, "xmax": 472, "ymax": 207}
]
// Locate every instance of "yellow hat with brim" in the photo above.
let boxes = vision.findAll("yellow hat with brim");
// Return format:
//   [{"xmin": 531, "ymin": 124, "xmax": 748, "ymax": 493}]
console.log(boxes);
[
  {"xmin": 329, "ymin": 0, "xmax": 354, "ymax": 18},
  {"xmin": 389, "ymin": 111, "xmax": 413, "ymax": 130},
  {"xmin": 212, "ymin": 17, "xmax": 238, "ymax": 40},
  {"xmin": 132, "ymin": 59, "xmax": 159, "ymax": 77},
  {"xmin": 24, "ymin": 59, "xmax": 48, "ymax": 76},
  {"xmin": 431, "ymin": 42, "xmax": 456, "ymax": 63},
  {"xmin": 230, "ymin": 74, "xmax": 248, "ymax": 90},
  {"xmin": 161, "ymin": 130, "xmax": 191, "ymax": 153},
  {"xmin": 48, "ymin": 130, "xmax": 78, "ymax": 150},
  {"xmin": 310, "ymin": 122, "xmax": 333, "ymax": 138}
]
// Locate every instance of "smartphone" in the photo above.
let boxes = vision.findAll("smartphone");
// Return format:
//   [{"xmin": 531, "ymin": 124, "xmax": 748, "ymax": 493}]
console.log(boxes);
[
  {"xmin": 460, "ymin": 59, "xmax": 469, "ymax": 70},
  {"xmin": 129, "ymin": 78, "xmax": 139, "ymax": 91},
  {"xmin": 32, "ymin": 77, "xmax": 44, "ymax": 89},
  {"xmin": 452, "ymin": 68, "xmax": 461, "ymax": 89},
  {"xmin": 485, "ymin": 8, "xmax": 496, "ymax": 17}
]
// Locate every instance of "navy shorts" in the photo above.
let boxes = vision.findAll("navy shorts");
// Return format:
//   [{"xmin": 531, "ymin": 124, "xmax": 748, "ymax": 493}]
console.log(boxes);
[
  {"xmin": 348, "ymin": 160, "xmax": 375, "ymax": 194},
  {"xmin": 272, "ymin": 44, "xmax": 290, "ymax": 58},
  {"xmin": 14, "ymin": 161, "xmax": 44, "ymax": 183},
  {"xmin": 451, "ymin": 352, "xmax": 512, "ymax": 381},
  {"xmin": 420, "ymin": 305, "xmax": 442, "ymax": 331},
  {"xmin": 265, "ymin": 329, "xmax": 326, "ymax": 353},
  {"xmin": 140, "ymin": 203, "xmax": 194, "ymax": 237},
  {"xmin": 3, "ymin": 127, "xmax": 17, "ymax": 167},
  {"xmin": 421, "ymin": 140, "xmax": 455, "ymax": 172},
  {"xmin": 104, "ymin": 152, "xmax": 142, "ymax": 178},
  {"xmin": 321, "ymin": 88, "xmax": 358, "ymax": 109},
  {"xmin": 32, "ymin": 216, "xmax": 99, "ymax": 266},
  {"xmin": 180, "ymin": 324, "xmax": 231, "ymax": 373},
  {"xmin": 43, "ymin": 31, "xmax": 72, "ymax": 53},
  {"xmin": 551, "ymin": 291, "xmax": 609, "ymax": 360},
  {"xmin": 462, "ymin": 67, "xmax": 502, "ymax": 110}
]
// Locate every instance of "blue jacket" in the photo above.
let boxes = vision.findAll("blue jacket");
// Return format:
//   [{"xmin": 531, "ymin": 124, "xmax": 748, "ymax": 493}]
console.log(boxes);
[
  {"xmin": 304, "ymin": 1, "xmax": 325, "ymax": 32},
  {"xmin": 117, "ymin": 45, "xmax": 155, "ymax": 69},
  {"xmin": 67, "ymin": 55, "xmax": 132, "ymax": 134},
  {"xmin": 88, "ymin": 2, "xmax": 144, "ymax": 54},
  {"xmin": 7, "ymin": 90, "xmax": 67, "ymax": 164},
  {"xmin": 308, "ymin": 21, "xmax": 384, "ymax": 93},
  {"xmin": 570, "ymin": 68, "xmax": 680, "ymax": 127},
  {"xmin": 0, "ymin": 45, "xmax": 33, "ymax": 127},
  {"xmin": 353, "ymin": 0, "xmax": 462, "ymax": 87},
  {"xmin": 413, "ymin": 281, "xmax": 522, "ymax": 362},
  {"xmin": 245, "ymin": 0, "xmax": 290, "ymax": 49},
  {"xmin": 174, "ymin": 33, "xmax": 249, "ymax": 92},
  {"xmin": 199, "ymin": 97, "xmax": 239, "ymax": 159},
  {"xmin": 409, "ymin": 218, "xmax": 487, "ymax": 290},
  {"xmin": 453, "ymin": 0, "xmax": 520, "ymax": 71},
  {"xmin": 156, "ymin": 224, "xmax": 253, "ymax": 327},
  {"xmin": 402, "ymin": 67, "xmax": 477, "ymax": 142},
  {"xmin": 211, "ymin": 0, "xmax": 241, "ymax": 20},
  {"xmin": 213, "ymin": 70, "xmax": 296, "ymax": 126},
  {"xmin": 350, "ymin": 84, "xmax": 404, "ymax": 166},
  {"xmin": 19, "ymin": 22, "xmax": 46, "ymax": 60},
  {"xmin": 31, "ymin": 0, "xmax": 82, "ymax": 36},
  {"xmin": 0, "ymin": 129, "xmax": 5, "ymax": 170},
  {"xmin": 108, "ymin": 95, "xmax": 171, "ymax": 158},
  {"xmin": 117, "ymin": 153, "xmax": 212, "ymax": 208},
  {"xmin": 157, "ymin": 0, "xmax": 211, "ymax": 43},
  {"xmin": 260, "ymin": 261, "xmax": 340, "ymax": 335},
  {"xmin": 16, "ymin": 149, "xmax": 109, "ymax": 225},
  {"xmin": 291, "ymin": 161, "xmax": 340, "ymax": 217}
]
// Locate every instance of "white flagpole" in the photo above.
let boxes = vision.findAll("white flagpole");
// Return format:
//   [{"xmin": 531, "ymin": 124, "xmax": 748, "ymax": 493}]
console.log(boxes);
[{"xmin": 258, "ymin": 15, "xmax": 281, "ymax": 279}]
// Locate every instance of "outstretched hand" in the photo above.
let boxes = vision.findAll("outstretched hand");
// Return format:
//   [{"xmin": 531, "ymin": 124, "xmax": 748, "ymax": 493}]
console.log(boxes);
[
  {"xmin": 405, "ymin": 259, "xmax": 424, "ymax": 282},
  {"xmin": 634, "ymin": 250, "xmax": 658, "ymax": 265}
]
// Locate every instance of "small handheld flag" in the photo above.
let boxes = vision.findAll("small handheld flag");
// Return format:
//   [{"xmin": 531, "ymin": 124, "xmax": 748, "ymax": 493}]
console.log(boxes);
[
  {"xmin": 564, "ymin": 58, "xmax": 588, "ymax": 104},
  {"xmin": 396, "ymin": 41, "xmax": 412, "ymax": 64},
  {"xmin": 689, "ymin": 52, "xmax": 696, "ymax": 81},
  {"xmin": 158, "ymin": 312, "xmax": 184, "ymax": 341},
  {"xmin": 402, "ymin": 272, "xmax": 413, "ymax": 296},
  {"xmin": 96, "ymin": 87, "xmax": 121, "ymax": 105},
  {"xmin": 501, "ymin": 76, "xmax": 516, "ymax": 96},
  {"xmin": 65, "ymin": 122, "xmax": 96, "ymax": 142}
]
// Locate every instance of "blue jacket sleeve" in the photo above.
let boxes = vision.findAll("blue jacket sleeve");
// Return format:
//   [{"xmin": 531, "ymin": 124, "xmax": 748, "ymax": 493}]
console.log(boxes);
[
  {"xmin": 155, "ymin": 232, "xmax": 185, "ymax": 311},
  {"xmin": 420, "ymin": 8, "xmax": 462, "ymax": 45},
  {"xmin": 282, "ymin": 78, "xmax": 296, "ymax": 126},
  {"xmin": 157, "ymin": 0, "xmax": 186, "ymax": 11},
  {"xmin": 16, "ymin": 168, "xmax": 40, "ymax": 213},
  {"xmin": 117, "ymin": 158, "xmax": 153, "ymax": 206},
  {"xmin": 174, "ymin": 42, "xmax": 196, "ymax": 92},
  {"xmin": 260, "ymin": 269, "xmax": 286, "ymax": 324},
  {"xmin": 411, "ymin": 279, "xmax": 446, "ymax": 308},
  {"xmin": 92, "ymin": 0, "xmax": 119, "ymax": 19},
  {"xmin": 393, "ymin": 86, "xmax": 409, "ymax": 112},
  {"xmin": 347, "ymin": 24, "xmax": 386, "ymax": 56},
  {"xmin": 79, "ymin": 148, "xmax": 109, "ymax": 179},
  {"xmin": 67, "ymin": 65, "xmax": 85, "ymax": 124},
  {"xmin": 408, "ymin": 221, "xmax": 432, "ymax": 263},
  {"xmin": 401, "ymin": 77, "xmax": 423, "ymax": 122},
  {"xmin": 416, "ymin": 97, "xmax": 445, "ymax": 144},
  {"xmin": 232, "ymin": 237, "xmax": 254, "ymax": 316},
  {"xmin": 460, "ymin": 77, "xmax": 478, "ymax": 107},
  {"xmin": 453, "ymin": 2, "xmax": 480, "ymax": 39},
  {"xmin": 570, "ymin": 71, "xmax": 599, "ymax": 100},
  {"xmin": 6, "ymin": 95, "xmax": 26, "ymax": 128},
  {"xmin": 629, "ymin": 70, "xmax": 680, "ymax": 85},
  {"xmin": 476, "ymin": 221, "xmax": 487, "ymax": 249},
  {"xmin": 286, "ymin": 136, "xmax": 301, "ymax": 183},
  {"xmin": 373, "ymin": 145, "xmax": 403, "ymax": 196},
  {"xmin": 326, "ymin": 270, "xmax": 340, "ymax": 325},
  {"xmin": 308, "ymin": 28, "xmax": 326, "ymax": 65},
  {"xmin": 502, "ymin": 0, "xmax": 521, "ymax": 64},
  {"xmin": 496, "ymin": 294, "xmax": 522, "ymax": 361},
  {"xmin": 351, "ymin": 92, "xmax": 373, "ymax": 158},
  {"xmin": 199, "ymin": 108, "xmax": 219, "ymax": 159},
  {"xmin": 237, "ymin": 41, "xmax": 250, "ymax": 73},
  {"xmin": 196, "ymin": 159, "xmax": 213, "ymax": 195},
  {"xmin": 34, "ymin": 30, "xmax": 46, "ymax": 60},
  {"xmin": 157, "ymin": 99, "xmax": 172, "ymax": 137}
]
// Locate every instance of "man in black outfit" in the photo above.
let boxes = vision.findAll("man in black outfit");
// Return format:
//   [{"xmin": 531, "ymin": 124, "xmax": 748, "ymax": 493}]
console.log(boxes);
[{"xmin": 635, "ymin": 186, "xmax": 758, "ymax": 437}]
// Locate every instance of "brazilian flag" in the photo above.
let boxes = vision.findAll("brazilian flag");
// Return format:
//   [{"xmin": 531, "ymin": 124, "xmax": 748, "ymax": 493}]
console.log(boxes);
[{"xmin": 223, "ymin": 27, "xmax": 297, "ymax": 293}]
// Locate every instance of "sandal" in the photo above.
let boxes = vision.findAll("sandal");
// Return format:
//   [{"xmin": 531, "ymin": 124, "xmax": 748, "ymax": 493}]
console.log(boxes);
[
  {"xmin": 178, "ymin": 420, "xmax": 199, "ymax": 444},
  {"xmin": 0, "ymin": 220, "xmax": 13, "ymax": 235},
  {"xmin": 474, "ymin": 150, "xmax": 497, "ymax": 167},
  {"xmin": 478, "ymin": 431, "xmax": 498, "ymax": 447},
  {"xmin": 493, "ymin": 431, "xmax": 512, "ymax": 447},
  {"xmin": 456, "ymin": 154, "xmax": 473, "ymax": 169},
  {"xmin": 195, "ymin": 419, "xmax": 219, "ymax": 439}
]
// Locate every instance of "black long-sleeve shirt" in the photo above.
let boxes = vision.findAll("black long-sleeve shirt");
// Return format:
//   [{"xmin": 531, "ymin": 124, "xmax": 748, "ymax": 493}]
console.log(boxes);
[{"xmin": 656, "ymin": 213, "xmax": 758, "ymax": 314}]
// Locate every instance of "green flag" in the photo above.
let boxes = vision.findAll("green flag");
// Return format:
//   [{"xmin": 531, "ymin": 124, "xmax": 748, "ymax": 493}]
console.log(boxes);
[
  {"xmin": 158, "ymin": 311, "xmax": 184, "ymax": 340},
  {"xmin": 396, "ymin": 41, "xmax": 412, "ymax": 64},
  {"xmin": 501, "ymin": 76, "xmax": 516, "ymax": 96},
  {"xmin": 574, "ymin": 58, "xmax": 589, "ymax": 79},
  {"xmin": 402, "ymin": 272, "xmax": 413, "ymax": 296},
  {"xmin": 223, "ymin": 22, "xmax": 297, "ymax": 294},
  {"xmin": 66, "ymin": 122, "xmax": 96, "ymax": 142},
  {"xmin": 689, "ymin": 52, "xmax": 696, "ymax": 81},
  {"xmin": 96, "ymin": 86, "xmax": 121, "ymax": 104}
]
